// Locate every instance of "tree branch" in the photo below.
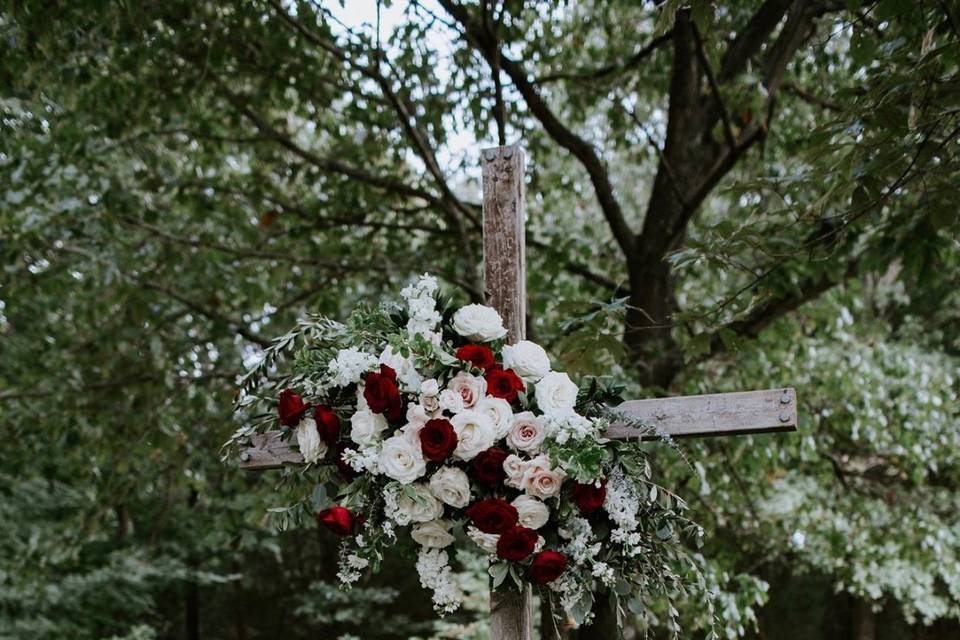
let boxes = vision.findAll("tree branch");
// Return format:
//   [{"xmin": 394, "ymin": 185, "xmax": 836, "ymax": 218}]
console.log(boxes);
[
  {"xmin": 718, "ymin": 0, "xmax": 793, "ymax": 82},
  {"xmin": 536, "ymin": 32, "xmax": 672, "ymax": 84},
  {"xmin": 141, "ymin": 281, "xmax": 270, "ymax": 347},
  {"xmin": 438, "ymin": 0, "xmax": 637, "ymax": 259}
]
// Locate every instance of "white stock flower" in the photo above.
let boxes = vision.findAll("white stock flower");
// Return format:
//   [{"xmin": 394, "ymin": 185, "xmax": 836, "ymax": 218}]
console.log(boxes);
[
  {"xmin": 450, "ymin": 410, "xmax": 497, "ymax": 461},
  {"xmin": 476, "ymin": 396, "xmax": 514, "ymax": 438},
  {"xmin": 327, "ymin": 348, "xmax": 378, "ymax": 388},
  {"xmin": 502, "ymin": 340, "xmax": 551, "ymax": 382},
  {"xmin": 438, "ymin": 389, "xmax": 465, "ymax": 413},
  {"xmin": 402, "ymin": 274, "xmax": 442, "ymax": 339},
  {"xmin": 379, "ymin": 345, "xmax": 423, "ymax": 391},
  {"xmin": 467, "ymin": 526, "xmax": 500, "ymax": 554},
  {"xmin": 512, "ymin": 495, "xmax": 550, "ymax": 530},
  {"xmin": 503, "ymin": 453, "xmax": 527, "ymax": 489},
  {"xmin": 507, "ymin": 411, "xmax": 547, "ymax": 453},
  {"xmin": 429, "ymin": 466, "xmax": 472, "ymax": 508},
  {"xmin": 452, "ymin": 304, "xmax": 507, "ymax": 342},
  {"xmin": 350, "ymin": 409, "xmax": 388, "ymax": 447},
  {"xmin": 378, "ymin": 435, "xmax": 427, "ymax": 484},
  {"xmin": 411, "ymin": 519, "xmax": 455, "ymax": 548},
  {"xmin": 388, "ymin": 482, "xmax": 443, "ymax": 525},
  {"xmin": 296, "ymin": 418, "xmax": 327, "ymax": 464},
  {"xmin": 522, "ymin": 454, "xmax": 566, "ymax": 499},
  {"xmin": 535, "ymin": 372, "xmax": 579, "ymax": 415},
  {"xmin": 448, "ymin": 371, "xmax": 486, "ymax": 409}
]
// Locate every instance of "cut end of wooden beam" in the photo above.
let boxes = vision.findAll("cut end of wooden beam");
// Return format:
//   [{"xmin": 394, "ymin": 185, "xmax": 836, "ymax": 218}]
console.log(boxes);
[
  {"xmin": 605, "ymin": 387, "xmax": 798, "ymax": 440},
  {"xmin": 238, "ymin": 431, "xmax": 303, "ymax": 470}
]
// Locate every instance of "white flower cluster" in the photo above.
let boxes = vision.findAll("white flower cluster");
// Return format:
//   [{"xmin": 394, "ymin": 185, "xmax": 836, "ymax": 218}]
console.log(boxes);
[
  {"xmin": 415, "ymin": 548, "xmax": 461, "ymax": 614},
  {"xmin": 603, "ymin": 468, "xmax": 645, "ymax": 556},
  {"xmin": 401, "ymin": 274, "xmax": 442, "ymax": 340},
  {"xmin": 327, "ymin": 348, "xmax": 378, "ymax": 388},
  {"xmin": 336, "ymin": 551, "xmax": 370, "ymax": 586},
  {"xmin": 546, "ymin": 412, "xmax": 603, "ymax": 445}
]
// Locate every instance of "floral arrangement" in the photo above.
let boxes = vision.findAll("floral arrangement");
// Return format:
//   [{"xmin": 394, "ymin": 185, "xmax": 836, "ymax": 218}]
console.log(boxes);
[{"xmin": 230, "ymin": 275, "xmax": 708, "ymax": 628}]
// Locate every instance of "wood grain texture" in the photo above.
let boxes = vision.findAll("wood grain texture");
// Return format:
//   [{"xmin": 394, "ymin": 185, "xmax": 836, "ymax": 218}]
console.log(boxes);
[
  {"xmin": 238, "ymin": 388, "xmax": 798, "ymax": 469},
  {"xmin": 605, "ymin": 387, "xmax": 798, "ymax": 439},
  {"xmin": 482, "ymin": 144, "xmax": 526, "ymax": 343},
  {"xmin": 491, "ymin": 585, "xmax": 534, "ymax": 640},
  {"xmin": 237, "ymin": 431, "xmax": 304, "ymax": 470},
  {"xmin": 482, "ymin": 143, "xmax": 532, "ymax": 640}
]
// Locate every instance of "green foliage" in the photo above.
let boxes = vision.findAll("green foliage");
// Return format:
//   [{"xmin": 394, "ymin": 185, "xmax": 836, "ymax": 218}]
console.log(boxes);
[{"xmin": 1, "ymin": 0, "xmax": 958, "ymax": 637}]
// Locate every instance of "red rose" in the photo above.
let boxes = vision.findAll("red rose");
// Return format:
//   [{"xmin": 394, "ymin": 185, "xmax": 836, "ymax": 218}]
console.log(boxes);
[
  {"xmin": 419, "ymin": 418, "xmax": 458, "ymax": 462},
  {"xmin": 314, "ymin": 405, "xmax": 341, "ymax": 445},
  {"xmin": 335, "ymin": 443, "xmax": 359, "ymax": 480},
  {"xmin": 485, "ymin": 367, "xmax": 525, "ymax": 402},
  {"xmin": 496, "ymin": 526, "xmax": 539, "ymax": 562},
  {"xmin": 471, "ymin": 447, "xmax": 508, "ymax": 487},
  {"xmin": 528, "ymin": 550, "xmax": 568, "ymax": 584},
  {"xmin": 571, "ymin": 479, "xmax": 607, "ymax": 514},
  {"xmin": 364, "ymin": 364, "xmax": 403, "ymax": 421},
  {"xmin": 278, "ymin": 388, "xmax": 310, "ymax": 427},
  {"xmin": 456, "ymin": 344, "xmax": 496, "ymax": 371},
  {"xmin": 317, "ymin": 506, "xmax": 358, "ymax": 536},
  {"xmin": 465, "ymin": 498, "xmax": 518, "ymax": 534}
]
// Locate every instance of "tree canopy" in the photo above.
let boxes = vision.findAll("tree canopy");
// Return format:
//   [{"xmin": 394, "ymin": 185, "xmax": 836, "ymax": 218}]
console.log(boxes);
[{"xmin": 2, "ymin": 1, "xmax": 958, "ymax": 639}]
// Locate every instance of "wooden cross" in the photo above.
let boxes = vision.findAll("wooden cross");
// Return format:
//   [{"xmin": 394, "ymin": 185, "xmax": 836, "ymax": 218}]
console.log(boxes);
[{"xmin": 237, "ymin": 145, "xmax": 797, "ymax": 639}]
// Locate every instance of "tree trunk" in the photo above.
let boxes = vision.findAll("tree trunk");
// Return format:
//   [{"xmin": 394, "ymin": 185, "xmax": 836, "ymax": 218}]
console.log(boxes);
[
  {"xmin": 578, "ymin": 590, "xmax": 620, "ymax": 640},
  {"xmin": 185, "ymin": 488, "xmax": 201, "ymax": 640},
  {"xmin": 852, "ymin": 598, "xmax": 875, "ymax": 640}
]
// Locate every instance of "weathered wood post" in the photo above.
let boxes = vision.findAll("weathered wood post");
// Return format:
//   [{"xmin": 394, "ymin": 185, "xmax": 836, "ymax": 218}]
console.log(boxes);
[{"xmin": 482, "ymin": 143, "xmax": 533, "ymax": 640}]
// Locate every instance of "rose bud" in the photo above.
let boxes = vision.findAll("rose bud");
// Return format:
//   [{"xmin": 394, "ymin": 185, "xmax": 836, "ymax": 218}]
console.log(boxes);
[
  {"xmin": 316, "ymin": 506, "xmax": 358, "ymax": 536},
  {"xmin": 528, "ymin": 550, "xmax": 568, "ymax": 585},
  {"xmin": 419, "ymin": 418, "xmax": 458, "ymax": 463},
  {"xmin": 363, "ymin": 364, "xmax": 404, "ymax": 421},
  {"xmin": 496, "ymin": 526, "xmax": 539, "ymax": 562},
  {"xmin": 455, "ymin": 344, "xmax": 496, "ymax": 371},
  {"xmin": 485, "ymin": 367, "xmax": 525, "ymax": 403},
  {"xmin": 314, "ymin": 405, "xmax": 341, "ymax": 445},
  {"xmin": 335, "ymin": 442, "xmax": 360, "ymax": 481},
  {"xmin": 571, "ymin": 479, "xmax": 607, "ymax": 514},
  {"xmin": 278, "ymin": 389, "xmax": 311, "ymax": 427},
  {"xmin": 465, "ymin": 498, "xmax": 519, "ymax": 534},
  {"xmin": 471, "ymin": 446, "xmax": 508, "ymax": 487}
]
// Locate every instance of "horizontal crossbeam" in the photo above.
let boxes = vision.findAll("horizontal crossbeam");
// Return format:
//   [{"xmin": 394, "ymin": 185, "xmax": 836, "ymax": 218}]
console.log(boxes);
[{"xmin": 237, "ymin": 388, "xmax": 797, "ymax": 470}]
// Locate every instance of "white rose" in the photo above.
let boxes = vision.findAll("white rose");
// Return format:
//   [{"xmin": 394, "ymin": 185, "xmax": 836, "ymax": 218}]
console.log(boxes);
[
  {"xmin": 450, "ymin": 410, "xmax": 497, "ymax": 461},
  {"xmin": 507, "ymin": 411, "xmax": 547, "ymax": 454},
  {"xmin": 420, "ymin": 378, "xmax": 441, "ymax": 413},
  {"xmin": 452, "ymin": 304, "xmax": 507, "ymax": 342},
  {"xmin": 476, "ymin": 396, "xmax": 514, "ymax": 439},
  {"xmin": 522, "ymin": 454, "xmax": 566, "ymax": 499},
  {"xmin": 535, "ymin": 372, "xmax": 579, "ymax": 415},
  {"xmin": 448, "ymin": 371, "xmax": 487, "ymax": 409},
  {"xmin": 429, "ymin": 466, "xmax": 472, "ymax": 508},
  {"xmin": 467, "ymin": 526, "xmax": 500, "ymax": 554},
  {"xmin": 502, "ymin": 340, "xmax": 551, "ymax": 382},
  {"xmin": 391, "ymin": 482, "xmax": 444, "ymax": 524},
  {"xmin": 379, "ymin": 345, "xmax": 423, "ymax": 391},
  {"xmin": 503, "ymin": 453, "xmax": 527, "ymax": 489},
  {"xmin": 438, "ymin": 389, "xmax": 465, "ymax": 413},
  {"xmin": 350, "ymin": 409, "xmax": 388, "ymax": 447},
  {"xmin": 400, "ymin": 419, "xmax": 428, "ymax": 447},
  {"xmin": 512, "ymin": 495, "xmax": 550, "ymax": 530},
  {"xmin": 296, "ymin": 418, "xmax": 328, "ymax": 464},
  {"xmin": 406, "ymin": 403, "xmax": 430, "ymax": 427},
  {"xmin": 411, "ymin": 519, "xmax": 455, "ymax": 548},
  {"xmin": 378, "ymin": 435, "xmax": 427, "ymax": 484},
  {"xmin": 356, "ymin": 384, "xmax": 369, "ymax": 411}
]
